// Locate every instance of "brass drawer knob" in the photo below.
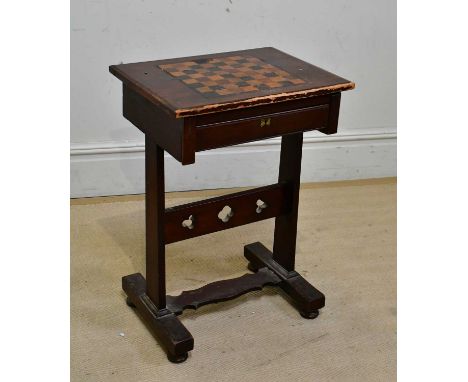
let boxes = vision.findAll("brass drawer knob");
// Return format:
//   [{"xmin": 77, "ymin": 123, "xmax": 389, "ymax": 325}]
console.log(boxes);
[{"xmin": 260, "ymin": 118, "xmax": 271, "ymax": 127}]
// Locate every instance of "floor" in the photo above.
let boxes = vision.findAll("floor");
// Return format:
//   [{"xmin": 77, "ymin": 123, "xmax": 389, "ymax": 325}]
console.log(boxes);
[{"xmin": 71, "ymin": 178, "xmax": 396, "ymax": 382}]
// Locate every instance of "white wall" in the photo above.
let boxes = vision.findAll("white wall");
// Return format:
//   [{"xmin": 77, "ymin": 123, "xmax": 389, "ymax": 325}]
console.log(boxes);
[{"xmin": 71, "ymin": 0, "xmax": 396, "ymax": 197}]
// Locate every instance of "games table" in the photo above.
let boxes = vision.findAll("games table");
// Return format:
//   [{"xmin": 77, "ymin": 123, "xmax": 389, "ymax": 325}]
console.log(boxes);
[{"xmin": 109, "ymin": 47, "xmax": 354, "ymax": 362}]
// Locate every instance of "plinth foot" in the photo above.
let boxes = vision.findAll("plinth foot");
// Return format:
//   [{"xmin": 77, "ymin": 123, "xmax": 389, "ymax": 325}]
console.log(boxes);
[
  {"xmin": 244, "ymin": 242, "xmax": 325, "ymax": 316},
  {"xmin": 122, "ymin": 273, "xmax": 194, "ymax": 362},
  {"xmin": 167, "ymin": 352, "xmax": 188, "ymax": 363},
  {"xmin": 126, "ymin": 296, "xmax": 136, "ymax": 308},
  {"xmin": 300, "ymin": 309, "xmax": 319, "ymax": 319}
]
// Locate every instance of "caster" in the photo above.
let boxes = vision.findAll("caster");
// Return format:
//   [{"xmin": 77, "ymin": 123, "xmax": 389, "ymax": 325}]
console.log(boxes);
[
  {"xmin": 167, "ymin": 352, "xmax": 188, "ymax": 363},
  {"xmin": 247, "ymin": 262, "xmax": 258, "ymax": 273},
  {"xmin": 126, "ymin": 297, "xmax": 136, "ymax": 308},
  {"xmin": 300, "ymin": 309, "xmax": 319, "ymax": 319}
]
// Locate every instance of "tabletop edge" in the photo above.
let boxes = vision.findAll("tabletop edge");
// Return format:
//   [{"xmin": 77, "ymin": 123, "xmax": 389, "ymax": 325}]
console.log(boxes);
[{"xmin": 173, "ymin": 81, "xmax": 355, "ymax": 118}]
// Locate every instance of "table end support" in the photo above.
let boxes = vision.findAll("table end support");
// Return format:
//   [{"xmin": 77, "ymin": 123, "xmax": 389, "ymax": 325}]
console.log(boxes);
[
  {"xmin": 122, "ymin": 273, "xmax": 194, "ymax": 363},
  {"xmin": 244, "ymin": 242, "xmax": 325, "ymax": 318}
]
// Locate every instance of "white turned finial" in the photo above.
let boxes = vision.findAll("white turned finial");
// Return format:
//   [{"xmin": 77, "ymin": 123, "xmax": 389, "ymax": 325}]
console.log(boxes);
[
  {"xmin": 218, "ymin": 206, "xmax": 234, "ymax": 223},
  {"xmin": 182, "ymin": 215, "xmax": 195, "ymax": 229},
  {"xmin": 256, "ymin": 199, "xmax": 267, "ymax": 213}
]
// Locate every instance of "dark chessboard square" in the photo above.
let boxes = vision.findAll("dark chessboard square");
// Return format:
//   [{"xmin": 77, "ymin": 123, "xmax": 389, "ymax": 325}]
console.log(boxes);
[
  {"xmin": 209, "ymin": 85, "xmax": 224, "ymax": 90},
  {"xmin": 240, "ymin": 76, "xmax": 254, "ymax": 81},
  {"xmin": 236, "ymin": 81, "xmax": 250, "ymax": 87},
  {"xmin": 223, "ymin": 73, "xmax": 235, "ymax": 78},
  {"xmin": 250, "ymin": 65, "xmax": 263, "ymax": 70},
  {"xmin": 183, "ymin": 69, "xmax": 197, "ymax": 74},
  {"xmin": 208, "ymin": 66, "xmax": 221, "ymax": 71},
  {"xmin": 264, "ymin": 72, "xmax": 279, "ymax": 78}
]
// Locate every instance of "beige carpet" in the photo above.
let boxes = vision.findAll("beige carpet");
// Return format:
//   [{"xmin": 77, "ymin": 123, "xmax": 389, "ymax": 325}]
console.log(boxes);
[{"xmin": 71, "ymin": 179, "xmax": 396, "ymax": 382}]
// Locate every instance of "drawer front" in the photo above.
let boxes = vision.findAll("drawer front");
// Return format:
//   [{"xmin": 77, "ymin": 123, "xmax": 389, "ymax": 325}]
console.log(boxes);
[{"xmin": 195, "ymin": 104, "xmax": 330, "ymax": 151}]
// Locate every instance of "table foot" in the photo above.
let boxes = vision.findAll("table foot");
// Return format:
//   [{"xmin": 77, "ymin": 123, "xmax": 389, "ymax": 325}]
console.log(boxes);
[
  {"xmin": 122, "ymin": 273, "xmax": 194, "ymax": 363},
  {"xmin": 300, "ymin": 309, "xmax": 319, "ymax": 319},
  {"xmin": 125, "ymin": 296, "xmax": 136, "ymax": 308},
  {"xmin": 167, "ymin": 352, "xmax": 188, "ymax": 363},
  {"xmin": 244, "ymin": 242, "xmax": 325, "ymax": 316}
]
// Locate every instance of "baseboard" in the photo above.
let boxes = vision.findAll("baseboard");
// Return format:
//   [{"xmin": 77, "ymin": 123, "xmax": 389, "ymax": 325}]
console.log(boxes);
[{"xmin": 70, "ymin": 128, "xmax": 396, "ymax": 198}]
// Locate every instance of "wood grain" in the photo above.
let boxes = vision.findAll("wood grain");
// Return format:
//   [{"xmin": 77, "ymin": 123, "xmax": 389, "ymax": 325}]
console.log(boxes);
[
  {"xmin": 166, "ymin": 268, "xmax": 281, "ymax": 315},
  {"xmin": 112, "ymin": 47, "xmax": 353, "ymax": 363},
  {"xmin": 110, "ymin": 47, "xmax": 354, "ymax": 118},
  {"xmin": 164, "ymin": 183, "xmax": 290, "ymax": 244}
]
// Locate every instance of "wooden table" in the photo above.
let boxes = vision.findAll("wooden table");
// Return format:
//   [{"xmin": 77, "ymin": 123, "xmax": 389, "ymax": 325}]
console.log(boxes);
[{"xmin": 109, "ymin": 47, "xmax": 354, "ymax": 363}]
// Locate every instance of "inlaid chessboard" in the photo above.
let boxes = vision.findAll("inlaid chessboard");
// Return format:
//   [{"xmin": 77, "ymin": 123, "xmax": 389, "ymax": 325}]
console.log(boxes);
[
  {"xmin": 159, "ymin": 55, "xmax": 305, "ymax": 98},
  {"xmin": 109, "ymin": 47, "xmax": 355, "ymax": 117}
]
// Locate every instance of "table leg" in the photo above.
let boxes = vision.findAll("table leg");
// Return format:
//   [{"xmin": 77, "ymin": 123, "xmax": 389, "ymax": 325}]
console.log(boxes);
[
  {"xmin": 145, "ymin": 136, "xmax": 166, "ymax": 307},
  {"xmin": 273, "ymin": 133, "xmax": 303, "ymax": 271},
  {"xmin": 265, "ymin": 132, "xmax": 325, "ymax": 318},
  {"xmin": 122, "ymin": 136, "xmax": 194, "ymax": 363}
]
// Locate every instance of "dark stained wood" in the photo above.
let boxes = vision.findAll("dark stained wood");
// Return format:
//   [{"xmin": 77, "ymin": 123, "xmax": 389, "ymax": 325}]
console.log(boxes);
[
  {"xmin": 123, "ymin": 80, "xmax": 339, "ymax": 163},
  {"xmin": 196, "ymin": 104, "xmax": 329, "ymax": 152},
  {"xmin": 145, "ymin": 139, "xmax": 166, "ymax": 307},
  {"xmin": 109, "ymin": 47, "xmax": 354, "ymax": 118},
  {"xmin": 112, "ymin": 47, "xmax": 353, "ymax": 363},
  {"xmin": 193, "ymin": 94, "xmax": 331, "ymax": 126},
  {"xmin": 123, "ymin": 273, "xmax": 194, "ymax": 362},
  {"xmin": 112, "ymin": 50, "xmax": 347, "ymax": 166},
  {"xmin": 166, "ymin": 268, "xmax": 281, "ymax": 315},
  {"xmin": 123, "ymin": 85, "xmax": 194, "ymax": 165},
  {"xmin": 182, "ymin": 117, "xmax": 197, "ymax": 165},
  {"xmin": 322, "ymin": 92, "xmax": 341, "ymax": 135},
  {"xmin": 164, "ymin": 183, "xmax": 290, "ymax": 244},
  {"xmin": 244, "ymin": 242, "xmax": 325, "ymax": 317},
  {"xmin": 272, "ymin": 133, "xmax": 303, "ymax": 271}
]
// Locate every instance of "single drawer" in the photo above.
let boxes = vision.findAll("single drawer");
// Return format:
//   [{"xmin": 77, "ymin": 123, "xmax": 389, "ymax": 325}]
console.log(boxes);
[{"xmin": 195, "ymin": 104, "xmax": 330, "ymax": 151}]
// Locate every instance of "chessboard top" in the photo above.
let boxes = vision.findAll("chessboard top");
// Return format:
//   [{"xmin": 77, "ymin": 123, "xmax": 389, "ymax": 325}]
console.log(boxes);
[{"xmin": 109, "ymin": 47, "xmax": 354, "ymax": 118}]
